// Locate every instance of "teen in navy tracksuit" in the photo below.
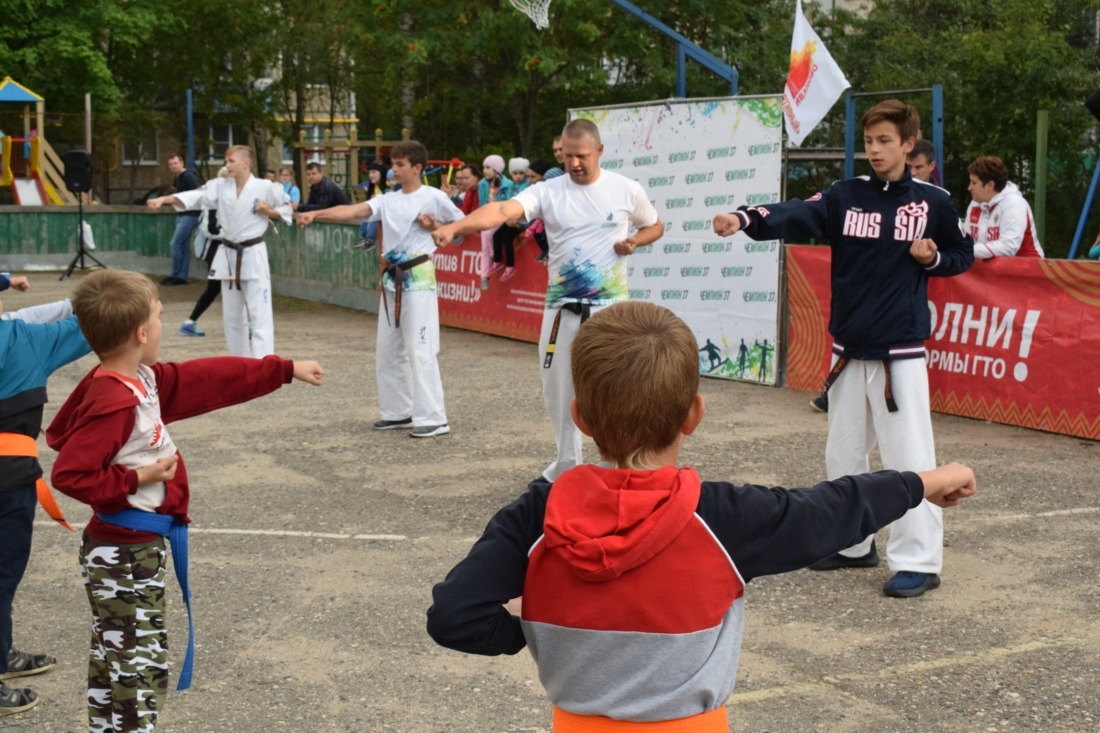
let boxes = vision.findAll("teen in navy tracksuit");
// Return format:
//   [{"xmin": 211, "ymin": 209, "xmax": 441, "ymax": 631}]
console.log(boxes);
[{"xmin": 714, "ymin": 100, "xmax": 973, "ymax": 598}]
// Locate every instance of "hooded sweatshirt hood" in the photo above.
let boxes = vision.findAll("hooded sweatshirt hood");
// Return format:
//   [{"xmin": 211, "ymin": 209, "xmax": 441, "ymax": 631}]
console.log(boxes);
[{"xmin": 543, "ymin": 464, "xmax": 702, "ymax": 581}]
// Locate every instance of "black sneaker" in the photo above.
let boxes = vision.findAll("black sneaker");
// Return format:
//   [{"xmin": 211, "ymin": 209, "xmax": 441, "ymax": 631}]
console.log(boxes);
[
  {"xmin": 0, "ymin": 682, "xmax": 39, "ymax": 716},
  {"xmin": 410, "ymin": 423, "xmax": 450, "ymax": 438},
  {"xmin": 808, "ymin": 542, "xmax": 879, "ymax": 571},
  {"xmin": 352, "ymin": 238, "xmax": 377, "ymax": 252},
  {"xmin": 810, "ymin": 392, "xmax": 828, "ymax": 412},
  {"xmin": 1, "ymin": 650, "xmax": 56, "ymax": 680},
  {"xmin": 883, "ymin": 571, "xmax": 941, "ymax": 598},
  {"xmin": 373, "ymin": 418, "xmax": 413, "ymax": 430}
]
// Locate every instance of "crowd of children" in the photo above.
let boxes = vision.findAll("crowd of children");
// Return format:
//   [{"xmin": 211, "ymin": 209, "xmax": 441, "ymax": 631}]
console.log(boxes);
[{"xmin": 3, "ymin": 100, "xmax": 987, "ymax": 732}]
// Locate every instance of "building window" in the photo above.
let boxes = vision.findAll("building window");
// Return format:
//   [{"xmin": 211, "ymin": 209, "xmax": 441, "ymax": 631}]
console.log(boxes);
[
  {"xmin": 122, "ymin": 132, "xmax": 159, "ymax": 165},
  {"xmin": 208, "ymin": 122, "xmax": 236, "ymax": 160}
]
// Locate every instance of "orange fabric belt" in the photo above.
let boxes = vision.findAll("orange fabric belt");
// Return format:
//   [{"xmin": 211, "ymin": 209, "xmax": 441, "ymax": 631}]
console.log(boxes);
[
  {"xmin": 0, "ymin": 432, "xmax": 74, "ymax": 531},
  {"xmin": 552, "ymin": 707, "xmax": 728, "ymax": 733}
]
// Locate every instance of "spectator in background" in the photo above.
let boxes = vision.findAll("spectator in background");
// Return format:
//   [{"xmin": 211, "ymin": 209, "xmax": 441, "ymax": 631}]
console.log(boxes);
[
  {"xmin": 526, "ymin": 158, "xmax": 554, "ymax": 263},
  {"xmin": 487, "ymin": 157, "xmax": 530, "ymax": 283},
  {"xmin": 442, "ymin": 163, "xmax": 482, "ymax": 215},
  {"xmin": 547, "ymin": 134, "xmax": 565, "ymax": 177},
  {"xmin": 907, "ymin": 139, "xmax": 939, "ymax": 185},
  {"xmin": 299, "ymin": 162, "xmax": 350, "ymax": 212},
  {"xmin": 263, "ymin": 169, "xmax": 277, "ymax": 181},
  {"xmin": 161, "ymin": 154, "xmax": 201, "ymax": 286},
  {"xmin": 354, "ymin": 160, "xmax": 389, "ymax": 251},
  {"xmin": 966, "ymin": 156, "xmax": 1044, "ymax": 259},
  {"xmin": 278, "ymin": 167, "xmax": 301, "ymax": 210},
  {"xmin": 478, "ymin": 155, "xmax": 507, "ymax": 283}
]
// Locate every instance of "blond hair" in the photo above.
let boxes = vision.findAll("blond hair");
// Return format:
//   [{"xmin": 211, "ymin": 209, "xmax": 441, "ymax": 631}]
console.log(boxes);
[
  {"xmin": 72, "ymin": 270, "xmax": 157, "ymax": 356},
  {"xmin": 572, "ymin": 302, "xmax": 699, "ymax": 469}
]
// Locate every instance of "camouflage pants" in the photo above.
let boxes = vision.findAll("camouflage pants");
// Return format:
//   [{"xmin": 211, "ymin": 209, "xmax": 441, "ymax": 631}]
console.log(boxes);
[{"xmin": 80, "ymin": 532, "xmax": 169, "ymax": 733}]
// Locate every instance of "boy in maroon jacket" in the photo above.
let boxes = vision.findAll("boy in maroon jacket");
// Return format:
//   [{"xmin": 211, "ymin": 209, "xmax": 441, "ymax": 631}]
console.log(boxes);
[
  {"xmin": 428, "ymin": 301, "xmax": 976, "ymax": 732},
  {"xmin": 46, "ymin": 270, "xmax": 323, "ymax": 733}
]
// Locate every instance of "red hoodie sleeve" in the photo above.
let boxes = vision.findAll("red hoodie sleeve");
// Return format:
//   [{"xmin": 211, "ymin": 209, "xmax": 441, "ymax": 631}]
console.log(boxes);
[
  {"xmin": 50, "ymin": 408, "xmax": 139, "ymax": 512},
  {"xmin": 153, "ymin": 355, "xmax": 294, "ymax": 423}
]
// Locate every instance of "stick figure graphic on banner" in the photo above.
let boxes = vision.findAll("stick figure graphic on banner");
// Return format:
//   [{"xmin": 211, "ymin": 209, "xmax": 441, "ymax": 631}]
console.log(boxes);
[
  {"xmin": 699, "ymin": 338, "xmax": 722, "ymax": 371},
  {"xmin": 755, "ymin": 339, "xmax": 774, "ymax": 381}
]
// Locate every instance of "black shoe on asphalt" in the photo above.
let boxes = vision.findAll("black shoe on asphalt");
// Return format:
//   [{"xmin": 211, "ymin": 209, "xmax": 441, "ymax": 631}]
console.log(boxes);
[
  {"xmin": 810, "ymin": 392, "xmax": 829, "ymax": 413},
  {"xmin": 883, "ymin": 571, "xmax": 941, "ymax": 598},
  {"xmin": 808, "ymin": 542, "xmax": 879, "ymax": 571},
  {"xmin": 373, "ymin": 418, "xmax": 413, "ymax": 430},
  {"xmin": 410, "ymin": 423, "xmax": 450, "ymax": 438},
  {"xmin": 0, "ymin": 682, "xmax": 39, "ymax": 716}
]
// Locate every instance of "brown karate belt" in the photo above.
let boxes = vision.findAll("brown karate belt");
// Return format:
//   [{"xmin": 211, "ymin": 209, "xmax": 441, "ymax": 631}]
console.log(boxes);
[
  {"xmin": 822, "ymin": 356, "xmax": 898, "ymax": 412},
  {"xmin": 381, "ymin": 253, "xmax": 431, "ymax": 327},
  {"xmin": 0, "ymin": 432, "xmax": 74, "ymax": 531},
  {"xmin": 221, "ymin": 235, "xmax": 265, "ymax": 290}
]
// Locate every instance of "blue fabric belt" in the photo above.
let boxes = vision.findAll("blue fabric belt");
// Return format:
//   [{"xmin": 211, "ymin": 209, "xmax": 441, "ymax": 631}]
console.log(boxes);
[{"xmin": 96, "ymin": 508, "xmax": 194, "ymax": 691}]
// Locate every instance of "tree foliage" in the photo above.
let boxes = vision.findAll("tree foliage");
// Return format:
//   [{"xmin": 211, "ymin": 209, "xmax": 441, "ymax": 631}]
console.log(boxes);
[{"xmin": 1, "ymin": 0, "xmax": 1098, "ymax": 254}]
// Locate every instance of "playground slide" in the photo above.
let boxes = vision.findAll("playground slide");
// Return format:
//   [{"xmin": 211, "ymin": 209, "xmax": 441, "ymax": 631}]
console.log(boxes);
[{"xmin": 12, "ymin": 176, "xmax": 44, "ymax": 205}]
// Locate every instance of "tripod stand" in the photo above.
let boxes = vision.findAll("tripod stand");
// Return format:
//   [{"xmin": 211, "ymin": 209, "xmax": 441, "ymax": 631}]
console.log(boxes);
[{"xmin": 60, "ymin": 193, "xmax": 106, "ymax": 280}]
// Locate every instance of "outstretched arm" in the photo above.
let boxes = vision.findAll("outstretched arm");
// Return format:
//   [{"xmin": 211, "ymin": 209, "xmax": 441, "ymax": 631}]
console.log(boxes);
[
  {"xmin": 296, "ymin": 202, "xmax": 373, "ymax": 227},
  {"xmin": 432, "ymin": 201, "xmax": 525, "ymax": 247}
]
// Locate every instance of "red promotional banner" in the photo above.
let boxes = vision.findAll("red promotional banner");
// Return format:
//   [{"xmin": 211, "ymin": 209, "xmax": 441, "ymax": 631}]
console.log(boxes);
[
  {"xmin": 785, "ymin": 245, "xmax": 1100, "ymax": 440},
  {"xmin": 434, "ymin": 232, "xmax": 545, "ymax": 343}
]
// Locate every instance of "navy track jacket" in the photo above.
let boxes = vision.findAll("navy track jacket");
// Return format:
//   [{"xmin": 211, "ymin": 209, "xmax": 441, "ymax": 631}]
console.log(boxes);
[{"xmin": 734, "ymin": 169, "xmax": 974, "ymax": 360}]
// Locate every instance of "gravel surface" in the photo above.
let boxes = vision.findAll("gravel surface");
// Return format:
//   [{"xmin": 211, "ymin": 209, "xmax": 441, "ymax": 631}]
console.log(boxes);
[{"xmin": 3, "ymin": 274, "xmax": 1097, "ymax": 733}]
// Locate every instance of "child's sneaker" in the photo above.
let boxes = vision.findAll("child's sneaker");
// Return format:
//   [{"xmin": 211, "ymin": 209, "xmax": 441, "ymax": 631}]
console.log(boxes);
[
  {"xmin": 485, "ymin": 262, "xmax": 505, "ymax": 276},
  {"xmin": 500, "ymin": 267, "xmax": 517, "ymax": 282},
  {"xmin": 179, "ymin": 321, "xmax": 205, "ymax": 337},
  {"xmin": 0, "ymin": 681, "xmax": 39, "ymax": 716},
  {"xmin": 353, "ymin": 238, "xmax": 376, "ymax": 252},
  {"xmin": 480, "ymin": 278, "xmax": 490, "ymax": 291},
  {"xmin": 410, "ymin": 423, "xmax": 450, "ymax": 438},
  {"xmin": 535, "ymin": 252, "xmax": 548, "ymax": 263}
]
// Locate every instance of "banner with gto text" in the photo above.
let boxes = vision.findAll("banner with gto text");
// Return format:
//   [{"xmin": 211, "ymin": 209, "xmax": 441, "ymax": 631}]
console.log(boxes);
[
  {"xmin": 786, "ymin": 245, "xmax": 1100, "ymax": 440},
  {"xmin": 573, "ymin": 97, "xmax": 785, "ymax": 384}
]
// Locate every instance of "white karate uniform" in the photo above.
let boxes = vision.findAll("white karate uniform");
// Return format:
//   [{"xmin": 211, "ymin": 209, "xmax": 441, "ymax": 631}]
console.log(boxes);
[
  {"xmin": 825, "ymin": 357, "xmax": 943, "ymax": 573},
  {"xmin": 369, "ymin": 186, "xmax": 464, "ymax": 427},
  {"xmin": 174, "ymin": 176, "xmax": 292, "ymax": 357}
]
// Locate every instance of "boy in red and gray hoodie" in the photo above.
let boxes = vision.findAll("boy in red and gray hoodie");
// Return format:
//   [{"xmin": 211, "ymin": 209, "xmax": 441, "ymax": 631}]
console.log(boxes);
[
  {"xmin": 427, "ymin": 301, "xmax": 976, "ymax": 732},
  {"xmin": 47, "ymin": 270, "xmax": 323, "ymax": 733}
]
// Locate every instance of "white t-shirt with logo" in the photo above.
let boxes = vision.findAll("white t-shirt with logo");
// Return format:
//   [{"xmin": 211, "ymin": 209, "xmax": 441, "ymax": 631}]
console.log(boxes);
[
  {"xmin": 513, "ymin": 170, "xmax": 659, "ymax": 308},
  {"xmin": 368, "ymin": 186, "xmax": 464, "ymax": 292}
]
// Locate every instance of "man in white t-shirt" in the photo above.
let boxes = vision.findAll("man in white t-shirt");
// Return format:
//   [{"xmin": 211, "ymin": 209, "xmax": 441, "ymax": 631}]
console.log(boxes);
[
  {"xmin": 298, "ymin": 141, "xmax": 464, "ymax": 438},
  {"xmin": 433, "ymin": 119, "xmax": 664, "ymax": 479}
]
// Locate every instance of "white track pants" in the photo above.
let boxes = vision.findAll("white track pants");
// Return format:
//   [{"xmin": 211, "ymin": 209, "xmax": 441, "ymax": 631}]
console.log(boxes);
[
  {"xmin": 220, "ymin": 278, "xmax": 274, "ymax": 358},
  {"xmin": 826, "ymin": 357, "xmax": 942, "ymax": 573},
  {"xmin": 538, "ymin": 305, "xmax": 605, "ymax": 482},
  {"xmin": 375, "ymin": 289, "xmax": 447, "ymax": 427}
]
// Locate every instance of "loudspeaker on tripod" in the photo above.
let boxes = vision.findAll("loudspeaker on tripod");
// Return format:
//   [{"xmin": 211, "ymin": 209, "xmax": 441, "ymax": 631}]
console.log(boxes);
[{"xmin": 63, "ymin": 149, "xmax": 93, "ymax": 193}]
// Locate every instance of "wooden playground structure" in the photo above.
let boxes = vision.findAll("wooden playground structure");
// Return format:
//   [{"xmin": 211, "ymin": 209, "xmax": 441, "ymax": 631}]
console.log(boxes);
[{"xmin": 0, "ymin": 77, "xmax": 78, "ymax": 206}]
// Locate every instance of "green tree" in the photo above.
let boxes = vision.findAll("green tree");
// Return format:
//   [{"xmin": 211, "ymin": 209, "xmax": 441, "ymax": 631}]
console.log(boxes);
[{"xmin": 829, "ymin": 0, "xmax": 1099, "ymax": 256}]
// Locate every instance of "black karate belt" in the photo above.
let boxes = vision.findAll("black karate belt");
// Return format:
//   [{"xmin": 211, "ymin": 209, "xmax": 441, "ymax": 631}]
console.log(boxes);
[
  {"xmin": 821, "ymin": 356, "xmax": 898, "ymax": 413},
  {"xmin": 543, "ymin": 302, "xmax": 591, "ymax": 369},
  {"xmin": 382, "ymin": 254, "xmax": 431, "ymax": 328},
  {"xmin": 221, "ymin": 236, "xmax": 265, "ymax": 290}
]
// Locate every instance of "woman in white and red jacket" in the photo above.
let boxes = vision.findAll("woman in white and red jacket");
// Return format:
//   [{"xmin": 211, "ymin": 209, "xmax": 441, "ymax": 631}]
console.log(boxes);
[{"xmin": 966, "ymin": 156, "xmax": 1044, "ymax": 259}]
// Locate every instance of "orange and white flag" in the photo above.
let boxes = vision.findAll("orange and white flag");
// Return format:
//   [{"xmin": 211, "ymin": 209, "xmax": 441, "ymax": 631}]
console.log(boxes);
[{"xmin": 782, "ymin": 0, "xmax": 850, "ymax": 147}]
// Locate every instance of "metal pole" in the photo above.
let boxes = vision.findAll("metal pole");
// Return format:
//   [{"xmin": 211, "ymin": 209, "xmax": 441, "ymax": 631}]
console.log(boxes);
[
  {"xmin": 186, "ymin": 89, "xmax": 194, "ymax": 170},
  {"xmin": 1034, "ymin": 110, "xmax": 1048, "ymax": 244},
  {"xmin": 932, "ymin": 85, "xmax": 944, "ymax": 183},
  {"xmin": 84, "ymin": 93, "xmax": 92, "ymax": 153},
  {"xmin": 844, "ymin": 90, "xmax": 855, "ymax": 180},
  {"xmin": 1068, "ymin": 149, "xmax": 1100, "ymax": 259},
  {"xmin": 676, "ymin": 46, "xmax": 686, "ymax": 99}
]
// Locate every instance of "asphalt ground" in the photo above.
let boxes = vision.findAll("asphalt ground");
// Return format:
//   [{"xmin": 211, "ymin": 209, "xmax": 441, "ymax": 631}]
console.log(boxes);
[{"xmin": 2, "ymin": 272, "xmax": 1097, "ymax": 733}]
